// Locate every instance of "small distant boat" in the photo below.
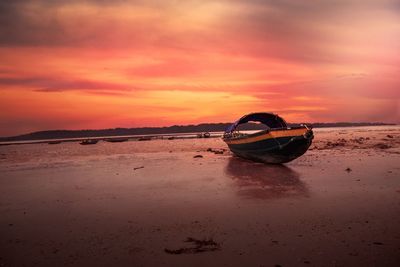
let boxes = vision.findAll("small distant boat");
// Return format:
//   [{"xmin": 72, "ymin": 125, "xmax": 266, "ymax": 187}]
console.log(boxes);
[
  {"xmin": 104, "ymin": 137, "xmax": 129, "ymax": 143},
  {"xmin": 48, "ymin": 140, "xmax": 61, "ymax": 145},
  {"xmin": 80, "ymin": 139, "xmax": 98, "ymax": 145},
  {"xmin": 223, "ymin": 112, "xmax": 313, "ymax": 164},
  {"xmin": 197, "ymin": 132, "xmax": 211, "ymax": 138},
  {"xmin": 138, "ymin": 136, "xmax": 152, "ymax": 141}
]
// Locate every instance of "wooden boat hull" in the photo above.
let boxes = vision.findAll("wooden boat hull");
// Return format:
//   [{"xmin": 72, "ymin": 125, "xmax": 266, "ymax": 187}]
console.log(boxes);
[{"xmin": 224, "ymin": 127, "xmax": 313, "ymax": 164}]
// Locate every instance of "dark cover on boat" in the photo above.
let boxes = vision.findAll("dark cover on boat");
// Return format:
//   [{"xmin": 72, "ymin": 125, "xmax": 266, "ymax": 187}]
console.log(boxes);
[{"xmin": 225, "ymin": 112, "xmax": 287, "ymax": 134}]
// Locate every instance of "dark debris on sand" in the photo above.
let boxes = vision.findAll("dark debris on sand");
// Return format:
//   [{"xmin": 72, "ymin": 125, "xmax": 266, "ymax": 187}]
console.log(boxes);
[
  {"xmin": 373, "ymin": 143, "xmax": 391, "ymax": 149},
  {"xmin": 316, "ymin": 135, "xmax": 397, "ymax": 151},
  {"xmin": 133, "ymin": 166, "xmax": 144, "ymax": 170},
  {"xmin": 164, "ymin": 237, "xmax": 221, "ymax": 254},
  {"xmin": 351, "ymin": 137, "xmax": 365, "ymax": 144},
  {"xmin": 322, "ymin": 140, "xmax": 346, "ymax": 149},
  {"xmin": 206, "ymin": 148, "xmax": 226, "ymax": 154}
]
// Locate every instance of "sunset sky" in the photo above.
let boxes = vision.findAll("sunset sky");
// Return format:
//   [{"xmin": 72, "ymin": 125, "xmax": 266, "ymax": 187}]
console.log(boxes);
[{"xmin": 0, "ymin": 0, "xmax": 399, "ymax": 136}]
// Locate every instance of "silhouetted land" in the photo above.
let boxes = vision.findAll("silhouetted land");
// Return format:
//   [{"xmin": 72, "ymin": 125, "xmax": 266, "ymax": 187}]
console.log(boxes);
[{"xmin": 0, "ymin": 122, "xmax": 394, "ymax": 142}]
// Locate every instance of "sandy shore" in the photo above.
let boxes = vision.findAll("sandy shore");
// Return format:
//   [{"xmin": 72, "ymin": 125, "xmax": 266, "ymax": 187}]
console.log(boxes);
[{"xmin": 0, "ymin": 126, "xmax": 399, "ymax": 266}]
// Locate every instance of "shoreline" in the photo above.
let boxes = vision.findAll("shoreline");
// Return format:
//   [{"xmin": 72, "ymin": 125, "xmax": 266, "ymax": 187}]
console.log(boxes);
[{"xmin": 0, "ymin": 124, "xmax": 398, "ymax": 146}]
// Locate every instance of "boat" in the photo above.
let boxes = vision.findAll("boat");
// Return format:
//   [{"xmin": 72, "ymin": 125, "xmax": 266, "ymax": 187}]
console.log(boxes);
[
  {"xmin": 138, "ymin": 136, "xmax": 152, "ymax": 141},
  {"xmin": 80, "ymin": 139, "xmax": 98, "ymax": 145},
  {"xmin": 223, "ymin": 112, "xmax": 313, "ymax": 164},
  {"xmin": 196, "ymin": 132, "xmax": 211, "ymax": 138},
  {"xmin": 104, "ymin": 137, "xmax": 129, "ymax": 143}
]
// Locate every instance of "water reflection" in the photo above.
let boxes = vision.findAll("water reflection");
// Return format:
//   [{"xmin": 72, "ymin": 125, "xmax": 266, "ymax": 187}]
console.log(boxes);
[{"xmin": 225, "ymin": 157, "xmax": 309, "ymax": 199}]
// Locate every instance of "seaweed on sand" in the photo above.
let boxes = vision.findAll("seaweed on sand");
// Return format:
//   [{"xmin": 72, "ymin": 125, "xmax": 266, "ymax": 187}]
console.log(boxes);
[{"xmin": 164, "ymin": 237, "xmax": 221, "ymax": 254}]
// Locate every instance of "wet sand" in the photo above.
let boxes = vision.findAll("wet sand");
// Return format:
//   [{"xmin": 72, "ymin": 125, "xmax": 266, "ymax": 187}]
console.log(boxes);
[{"xmin": 0, "ymin": 126, "xmax": 399, "ymax": 266}]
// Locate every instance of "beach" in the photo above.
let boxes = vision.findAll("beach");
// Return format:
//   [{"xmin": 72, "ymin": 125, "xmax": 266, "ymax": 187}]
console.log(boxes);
[{"xmin": 0, "ymin": 126, "xmax": 399, "ymax": 267}]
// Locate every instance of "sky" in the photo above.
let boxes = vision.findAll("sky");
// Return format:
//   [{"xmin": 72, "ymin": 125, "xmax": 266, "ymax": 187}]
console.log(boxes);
[{"xmin": 0, "ymin": 0, "xmax": 399, "ymax": 136}]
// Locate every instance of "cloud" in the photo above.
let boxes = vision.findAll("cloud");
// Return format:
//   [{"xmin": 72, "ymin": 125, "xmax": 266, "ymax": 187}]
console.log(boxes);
[
  {"xmin": 0, "ymin": 1, "xmax": 165, "ymax": 47},
  {"xmin": 128, "ymin": 58, "xmax": 202, "ymax": 78},
  {"xmin": 1, "ymin": 0, "xmax": 399, "ymax": 65},
  {"xmin": 0, "ymin": 76, "xmax": 132, "ymax": 92}
]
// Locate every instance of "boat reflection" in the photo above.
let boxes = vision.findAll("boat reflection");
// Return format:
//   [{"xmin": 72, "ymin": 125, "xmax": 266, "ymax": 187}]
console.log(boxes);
[{"xmin": 225, "ymin": 157, "xmax": 309, "ymax": 199}]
